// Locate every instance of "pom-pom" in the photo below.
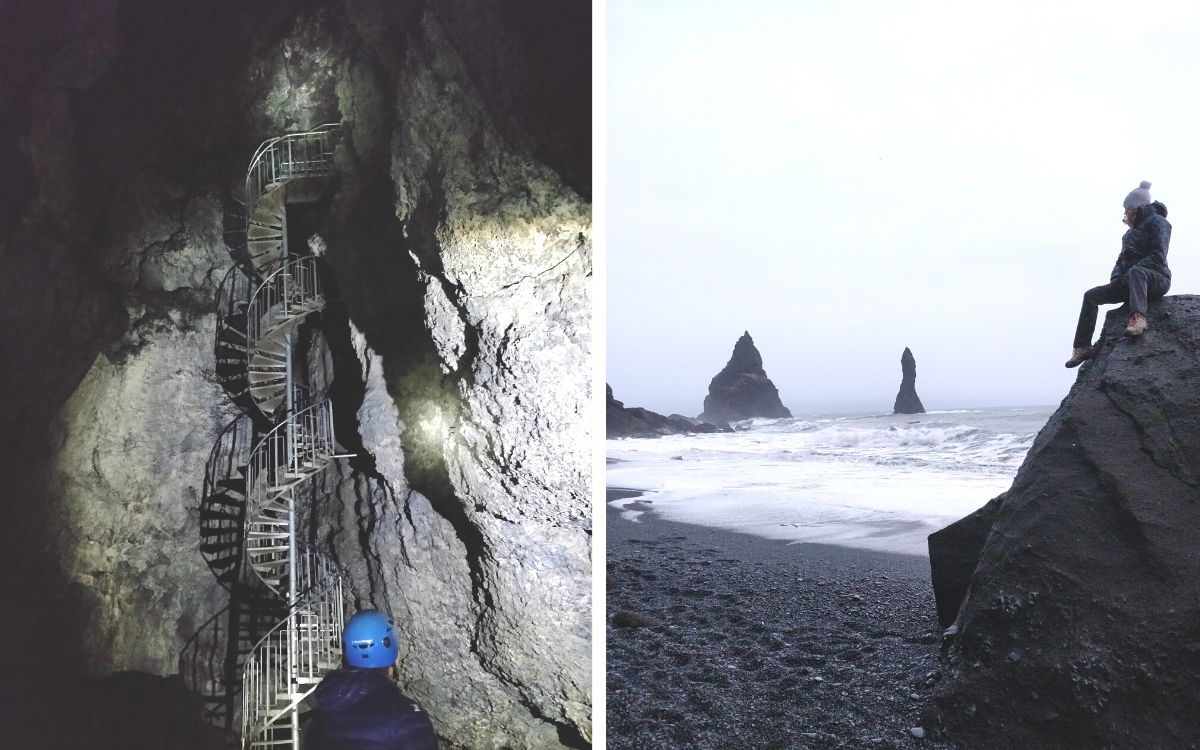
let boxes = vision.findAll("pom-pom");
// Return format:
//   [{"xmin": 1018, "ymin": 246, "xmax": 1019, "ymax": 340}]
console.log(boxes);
[{"xmin": 1140, "ymin": 180, "xmax": 1152, "ymax": 189}]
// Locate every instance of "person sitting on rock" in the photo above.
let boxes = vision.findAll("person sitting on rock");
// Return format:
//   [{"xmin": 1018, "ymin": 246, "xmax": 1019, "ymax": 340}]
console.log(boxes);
[
  {"xmin": 304, "ymin": 609, "xmax": 438, "ymax": 749},
  {"xmin": 1065, "ymin": 180, "xmax": 1172, "ymax": 368}
]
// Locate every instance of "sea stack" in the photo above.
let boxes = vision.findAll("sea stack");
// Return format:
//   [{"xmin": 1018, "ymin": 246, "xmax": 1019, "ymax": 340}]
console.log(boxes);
[
  {"xmin": 893, "ymin": 347, "xmax": 926, "ymax": 414},
  {"xmin": 928, "ymin": 296, "xmax": 1200, "ymax": 749},
  {"xmin": 698, "ymin": 331, "xmax": 792, "ymax": 423}
]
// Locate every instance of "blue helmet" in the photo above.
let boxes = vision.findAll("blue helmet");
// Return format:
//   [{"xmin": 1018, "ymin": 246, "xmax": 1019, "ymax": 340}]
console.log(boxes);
[{"xmin": 342, "ymin": 610, "xmax": 398, "ymax": 669}]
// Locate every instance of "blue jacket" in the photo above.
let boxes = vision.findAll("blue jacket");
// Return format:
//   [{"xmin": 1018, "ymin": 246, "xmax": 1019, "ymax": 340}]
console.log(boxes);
[
  {"xmin": 1111, "ymin": 201, "xmax": 1171, "ymax": 282},
  {"xmin": 304, "ymin": 668, "xmax": 438, "ymax": 750}
]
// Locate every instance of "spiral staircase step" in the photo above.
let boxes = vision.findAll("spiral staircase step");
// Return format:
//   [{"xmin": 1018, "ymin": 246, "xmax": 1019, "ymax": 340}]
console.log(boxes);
[
  {"xmin": 257, "ymin": 398, "xmax": 285, "ymax": 415},
  {"xmin": 249, "ymin": 188, "xmax": 284, "ymax": 229},
  {"xmin": 250, "ymin": 386, "xmax": 286, "ymax": 402},
  {"xmin": 247, "ymin": 513, "xmax": 286, "ymax": 525},
  {"xmin": 256, "ymin": 500, "xmax": 288, "ymax": 515},
  {"xmin": 247, "ymin": 190, "xmax": 285, "ymax": 277},
  {"xmin": 248, "ymin": 371, "xmax": 286, "ymax": 385},
  {"xmin": 248, "ymin": 544, "xmax": 289, "ymax": 553},
  {"xmin": 252, "ymin": 348, "xmax": 288, "ymax": 364}
]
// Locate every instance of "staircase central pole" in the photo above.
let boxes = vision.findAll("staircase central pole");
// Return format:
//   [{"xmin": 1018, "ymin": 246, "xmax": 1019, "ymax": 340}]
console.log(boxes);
[
  {"xmin": 282, "ymin": 185, "xmax": 295, "ymax": 470},
  {"xmin": 279, "ymin": 183, "xmax": 302, "ymax": 750},
  {"xmin": 288, "ymin": 488, "xmax": 299, "ymax": 750}
]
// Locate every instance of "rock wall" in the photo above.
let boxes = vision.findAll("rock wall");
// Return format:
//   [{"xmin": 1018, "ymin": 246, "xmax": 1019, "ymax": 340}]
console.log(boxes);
[
  {"xmin": 929, "ymin": 297, "xmax": 1200, "ymax": 749},
  {"xmin": 0, "ymin": 2, "xmax": 589, "ymax": 748}
]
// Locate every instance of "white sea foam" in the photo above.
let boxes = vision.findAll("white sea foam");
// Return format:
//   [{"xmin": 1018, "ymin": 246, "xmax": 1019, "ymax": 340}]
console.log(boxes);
[{"xmin": 608, "ymin": 406, "xmax": 1053, "ymax": 556}]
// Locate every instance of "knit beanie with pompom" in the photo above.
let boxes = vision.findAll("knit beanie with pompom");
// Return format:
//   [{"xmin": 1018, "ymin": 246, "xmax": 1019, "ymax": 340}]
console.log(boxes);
[{"xmin": 1123, "ymin": 180, "xmax": 1153, "ymax": 210}]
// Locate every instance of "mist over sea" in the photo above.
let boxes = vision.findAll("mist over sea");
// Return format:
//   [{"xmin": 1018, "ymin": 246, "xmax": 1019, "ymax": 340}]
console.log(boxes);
[{"xmin": 607, "ymin": 406, "xmax": 1055, "ymax": 557}]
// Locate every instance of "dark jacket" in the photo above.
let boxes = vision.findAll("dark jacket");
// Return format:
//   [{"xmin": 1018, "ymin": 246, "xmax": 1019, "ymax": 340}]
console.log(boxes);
[
  {"xmin": 1111, "ymin": 201, "xmax": 1171, "ymax": 282},
  {"xmin": 304, "ymin": 668, "xmax": 438, "ymax": 750}
]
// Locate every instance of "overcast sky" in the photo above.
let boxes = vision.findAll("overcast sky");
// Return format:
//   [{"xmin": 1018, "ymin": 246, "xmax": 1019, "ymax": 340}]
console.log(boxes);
[{"xmin": 606, "ymin": 0, "xmax": 1200, "ymax": 416}]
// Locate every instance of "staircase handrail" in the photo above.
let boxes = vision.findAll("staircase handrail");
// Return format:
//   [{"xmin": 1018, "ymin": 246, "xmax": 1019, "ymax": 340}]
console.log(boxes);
[
  {"xmin": 241, "ymin": 549, "xmax": 345, "ymax": 747},
  {"xmin": 245, "ymin": 255, "xmax": 326, "ymax": 355},
  {"xmin": 244, "ymin": 124, "xmax": 340, "ymax": 216},
  {"xmin": 244, "ymin": 395, "xmax": 335, "ymax": 521}
]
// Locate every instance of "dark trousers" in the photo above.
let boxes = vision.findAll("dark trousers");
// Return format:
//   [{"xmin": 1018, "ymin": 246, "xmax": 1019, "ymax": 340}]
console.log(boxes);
[{"xmin": 1073, "ymin": 266, "xmax": 1170, "ymax": 348}]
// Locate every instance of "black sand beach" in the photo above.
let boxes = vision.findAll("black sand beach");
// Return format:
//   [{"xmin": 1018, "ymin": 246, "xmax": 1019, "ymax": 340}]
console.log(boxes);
[{"xmin": 607, "ymin": 489, "xmax": 957, "ymax": 749}]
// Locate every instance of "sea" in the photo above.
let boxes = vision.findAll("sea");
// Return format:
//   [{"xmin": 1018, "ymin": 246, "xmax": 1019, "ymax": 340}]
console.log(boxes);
[{"xmin": 606, "ymin": 406, "xmax": 1056, "ymax": 557}]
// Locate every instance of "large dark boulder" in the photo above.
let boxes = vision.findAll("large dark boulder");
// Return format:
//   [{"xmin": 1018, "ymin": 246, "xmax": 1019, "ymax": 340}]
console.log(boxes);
[
  {"xmin": 607, "ymin": 384, "xmax": 729, "ymax": 438},
  {"xmin": 928, "ymin": 494, "xmax": 1006, "ymax": 629},
  {"xmin": 698, "ymin": 331, "xmax": 791, "ymax": 423},
  {"xmin": 929, "ymin": 296, "xmax": 1200, "ymax": 749},
  {"xmin": 893, "ymin": 347, "xmax": 926, "ymax": 414}
]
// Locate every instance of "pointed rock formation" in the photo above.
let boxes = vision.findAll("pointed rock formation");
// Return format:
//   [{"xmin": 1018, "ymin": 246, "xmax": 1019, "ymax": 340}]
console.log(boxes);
[
  {"xmin": 928, "ymin": 296, "xmax": 1200, "ymax": 749},
  {"xmin": 893, "ymin": 347, "xmax": 926, "ymax": 414},
  {"xmin": 607, "ymin": 384, "xmax": 729, "ymax": 438},
  {"xmin": 698, "ymin": 332, "xmax": 792, "ymax": 423}
]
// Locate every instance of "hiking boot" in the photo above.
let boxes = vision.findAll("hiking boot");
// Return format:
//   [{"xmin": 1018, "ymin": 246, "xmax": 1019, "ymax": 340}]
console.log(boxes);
[
  {"xmin": 1064, "ymin": 347, "xmax": 1092, "ymax": 368},
  {"xmin": 1124, "ymin": 313, "xmax": 1148, "ymax": 336}
]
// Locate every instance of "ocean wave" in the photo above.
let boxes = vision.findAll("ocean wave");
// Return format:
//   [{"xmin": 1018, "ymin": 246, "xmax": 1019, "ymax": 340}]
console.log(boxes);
[
  {"xmin": 608, "ymin": 407, "xmax": 1049, "ymax": 475},
  {"xmin": 606, "ymin": 406, "xmax": 1054, "ymax": 555},
  {"xmin": 731, "ymin": 416, "xmax": 818, "ymax": 431}
]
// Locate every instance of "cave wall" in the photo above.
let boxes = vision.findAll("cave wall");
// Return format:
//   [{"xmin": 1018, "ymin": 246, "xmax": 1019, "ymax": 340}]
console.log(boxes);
[{"xmin": 0, "ymin": 2, "xmax": 590, "ymax": 748}]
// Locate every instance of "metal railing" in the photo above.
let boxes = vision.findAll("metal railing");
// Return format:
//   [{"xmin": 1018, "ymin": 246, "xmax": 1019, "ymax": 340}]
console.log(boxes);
[
  {"xmin": 244, "ymin": 124, "xmax": 339, "ymax": 216},
  {"xmin": 241, "ymin": 549, "xmax": 345, "ymax": 748},
  {"xmin": 246, "ymin": 256, "xmax": 326, "ymax": 356},
  {"xmin": 245, "ymin": 395, "xmax": 335, "ymax": 522}
]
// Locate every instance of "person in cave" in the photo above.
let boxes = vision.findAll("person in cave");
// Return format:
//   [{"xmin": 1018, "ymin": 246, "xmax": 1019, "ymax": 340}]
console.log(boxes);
[
  {"xmin": 303, "ymin": 609, "xmax": 438, "ymax": 749},
  {"xmin": 1065, "ymin": 180, "xmax": 1172, "ymax": 368}
]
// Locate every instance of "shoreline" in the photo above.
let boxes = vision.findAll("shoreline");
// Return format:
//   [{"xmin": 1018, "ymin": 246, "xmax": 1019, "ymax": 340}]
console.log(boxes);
[
  {"xmin": 606, "ymin": 487, "xmax": 933, "ymax": 576},
  {"xmin": 606, "ymin": 487, "xmax": 956, "ymax": 749}
]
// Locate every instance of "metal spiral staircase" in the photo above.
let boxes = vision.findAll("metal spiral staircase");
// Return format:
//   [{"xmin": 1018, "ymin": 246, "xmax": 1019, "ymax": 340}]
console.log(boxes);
[{"xmin": 192, "ymin": 124, "xmax": 349, "ymax": 749}]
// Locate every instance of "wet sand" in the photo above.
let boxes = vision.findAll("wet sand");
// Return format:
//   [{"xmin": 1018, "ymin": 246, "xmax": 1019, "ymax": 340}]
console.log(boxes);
[{"xmin": 606, "ymin": 489, "xmax": 957, "ymax": 749}]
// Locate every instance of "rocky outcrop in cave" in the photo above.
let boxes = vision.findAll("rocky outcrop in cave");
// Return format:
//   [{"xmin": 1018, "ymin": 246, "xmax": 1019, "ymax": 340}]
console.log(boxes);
[
  {"xmin": 0, "ymin": 2, "xmax": 590, "ymax": 748},
  {"xmin": 928, "ymin": 297, "xmax": 1200, "ymax": 749},
  {"xmin": 698, "ymin": 331, "xmax": 792, "ymax": 423},
  {"xmin": 892, "ymin": 346, "xmax": 925, "ymax": 415}
]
